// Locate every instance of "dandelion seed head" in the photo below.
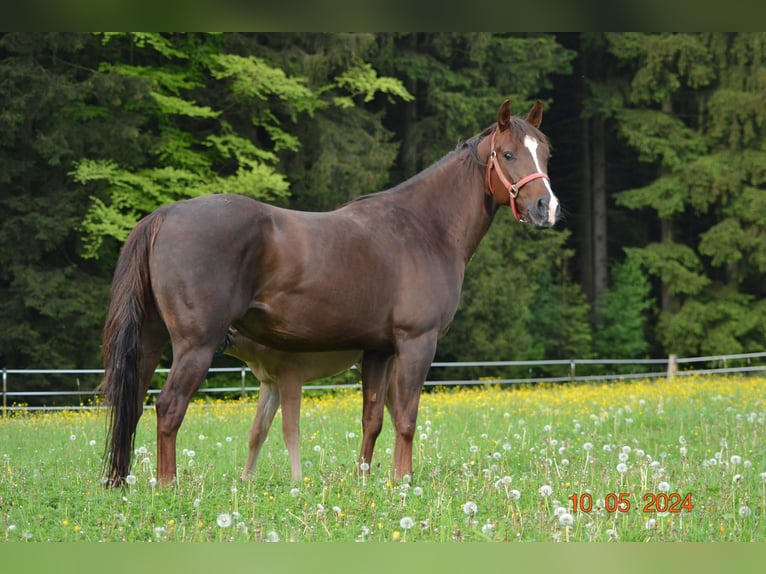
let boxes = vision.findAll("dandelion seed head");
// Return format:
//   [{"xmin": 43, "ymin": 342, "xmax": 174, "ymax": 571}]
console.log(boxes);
[
  {"xmin": 313, "ymin": 445, "xmax": 321, "ymax": 452},
  {"xmin": 125, "ymin": 474, "xmax": 137, "ymax": 486},
  {"xmin": 89, "ymin": 440, "xmax": 97, "ymax": 447},
  {"xmin": 462, "ymin": 501, "xmax": 478, "ymax": 515},
  {"xmin": 399, "ymin": 516, "xmax": 414, "ymax": 530},
  {"xmin": 148, "ymin": 477, "xmax": 157, "ymax": 488},
  {"xmin": 645, "ymin": 518, "xmax": 657, "ymax": 530},
  {"xmin": 413, "ymin": 486, "xmax": 423, "ymax": 496},
  {"xmin": 265, "ymin": 531, "xmax": 280, "ymax": 542},
  {"xmin": 583, "ymin": 442, "xmax": 593, "ymax": 451},
  {"xmin": 616, "ymin": 463, "xmax": 628, "ymax": 474},
  {"xmin": 739, "ymin": 505, "xmax": 751, "ymax": 517},
  {"xmin": 657, "ymin": 481, "xmax": 670, "ymax": 492},
  {"xmin": 217, "ymin": 513, "xmax": 232, "ymax": 528},
  {"xmin": 559, "ymin": 513, "xmax": 574, "ymax": 527},
  {"xmin": 539, "ymin": 484, "xmax": 553, "ymax": 497},
  {"xmin": 730, "ymin": 455, "xmax": 742, "ymax": 465}
]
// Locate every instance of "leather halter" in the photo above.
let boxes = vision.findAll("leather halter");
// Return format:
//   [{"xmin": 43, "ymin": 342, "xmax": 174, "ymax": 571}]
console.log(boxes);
[{"xmin": 485, "ymin": 128, "xmax": 550, "ymax": 223}]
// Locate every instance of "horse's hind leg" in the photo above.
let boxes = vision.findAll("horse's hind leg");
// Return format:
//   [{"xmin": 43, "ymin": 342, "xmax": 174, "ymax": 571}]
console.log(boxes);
[
  {"xmin": 241, "ymin": 376, "xmax": 281, "ymax": 480},
  {"xmin": 155, "ymin": 343, "xmax": 217, "ymax": 485},
  {"xmin": 279, "ymin": 371, "xmax": 303, "ymax": 482}
]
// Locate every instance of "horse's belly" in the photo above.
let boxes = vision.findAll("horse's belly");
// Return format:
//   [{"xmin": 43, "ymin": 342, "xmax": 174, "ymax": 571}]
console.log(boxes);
[{"xmin": 236, "ymin": 297, "xmax": 391, "ymax": 352}]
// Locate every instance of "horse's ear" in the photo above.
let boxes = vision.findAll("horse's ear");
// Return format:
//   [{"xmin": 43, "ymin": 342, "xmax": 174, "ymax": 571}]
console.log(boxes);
[
  {"xmin": 526, "ymin": 100, "xmax": 543, "ymax": 128},
  {"xmin": 497, "ymin": 99, "xmax": 512, "ymax": 131}
]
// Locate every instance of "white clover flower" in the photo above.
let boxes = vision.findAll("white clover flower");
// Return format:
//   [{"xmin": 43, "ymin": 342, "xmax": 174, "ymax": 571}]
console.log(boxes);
[
  {"xmin": 462, "ymin": 501, "xmax": 478, "ymax": 515},
  {"xmin": 539, "ymin": 484, "xmax": 553, "ymax": 497},
  {"xmin": 217, "ymin": 513, "xmax": 232, "ymax": 528},
  {"xmin": 399, "ymin": 516, "xmax": 414, "ymax": 530}
]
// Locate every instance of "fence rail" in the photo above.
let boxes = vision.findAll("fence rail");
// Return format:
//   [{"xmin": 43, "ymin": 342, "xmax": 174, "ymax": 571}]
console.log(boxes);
[{"xmin": 3, "ymin": 351, "xmax": 766, "ymax": 414}]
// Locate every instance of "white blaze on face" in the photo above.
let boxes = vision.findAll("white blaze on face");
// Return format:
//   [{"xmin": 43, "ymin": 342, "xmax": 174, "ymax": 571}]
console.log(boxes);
[{"xmin": 523, "ymin": 135, "xmax": 559, "ymax": 225}]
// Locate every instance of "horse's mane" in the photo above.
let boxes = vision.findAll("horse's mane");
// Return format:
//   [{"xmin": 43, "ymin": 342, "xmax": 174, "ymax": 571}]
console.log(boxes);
[{"xmin": 350, "ymin": 116, "xmax": 548, "ymax": 205}]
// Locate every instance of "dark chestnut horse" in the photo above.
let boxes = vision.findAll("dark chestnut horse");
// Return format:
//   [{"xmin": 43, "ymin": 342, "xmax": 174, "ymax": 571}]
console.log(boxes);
[{"xmin": 100, "ymin": 100, "xmax": 559, "ymax": 486}]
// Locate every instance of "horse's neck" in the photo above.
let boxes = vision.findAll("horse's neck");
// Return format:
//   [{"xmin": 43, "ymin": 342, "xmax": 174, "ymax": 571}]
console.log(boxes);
[{"xmin": 400, "ymin": 152, "xmax": 496, "ymax": 264}]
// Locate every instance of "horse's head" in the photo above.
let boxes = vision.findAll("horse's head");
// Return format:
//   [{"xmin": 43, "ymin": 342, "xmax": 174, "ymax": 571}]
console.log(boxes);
[{"xmin": 486, "ymin": 100, "xmax": 560, "ymax": 227}]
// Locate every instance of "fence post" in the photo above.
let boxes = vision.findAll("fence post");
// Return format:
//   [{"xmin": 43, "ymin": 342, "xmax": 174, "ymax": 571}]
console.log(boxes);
[
  {"xmin": 241, "ymin": 366, "xmax": 247, "ymax": 399},
  {"xmin": 2, "ymin": 368, "xmax": 7, "ymax": 417},
  {"xmin": 667, "ymin": 354, "xmax": 677, "ymax": 380},
  {"xmin": 570, "ymin": 360, "xmax": 576, "ymax": 382}
]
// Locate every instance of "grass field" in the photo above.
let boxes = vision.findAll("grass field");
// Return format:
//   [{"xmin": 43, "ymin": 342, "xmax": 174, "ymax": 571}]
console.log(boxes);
[{"xmin": 1, "ymin": 375, "xmax": 764, "ymax": 542}]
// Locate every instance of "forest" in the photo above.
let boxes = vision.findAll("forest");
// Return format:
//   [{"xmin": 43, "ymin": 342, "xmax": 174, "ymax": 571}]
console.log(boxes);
[{"xmin": 1, "ymin": 33, "xmax": 765, "ymax": 392}]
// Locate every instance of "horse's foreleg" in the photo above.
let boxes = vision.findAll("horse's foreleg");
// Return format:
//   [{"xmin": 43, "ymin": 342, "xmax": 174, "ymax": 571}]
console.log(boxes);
[
  {"xmin": 241, "ymin": 379, "xmax": 280, "ymax": 480},
  {"xmin": 279, "ymin": 373, "xmax": 303, "ymax": 482},
  {"xmin": 388, "ymin": 334, "xmax": 438, "ymax": 480},
  {"xmin": 358, "ymin": 350, "xmax": 393, "ymax": 473},
  {"xmin": 155, "ymin": 348, "xmax": 214, "ymax": 486}
]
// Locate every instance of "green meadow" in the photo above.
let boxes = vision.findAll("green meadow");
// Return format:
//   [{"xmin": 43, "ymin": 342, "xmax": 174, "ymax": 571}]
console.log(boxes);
[{"xmin": 1, "ymin": 375, "xmax": 764, "ymax": 542}]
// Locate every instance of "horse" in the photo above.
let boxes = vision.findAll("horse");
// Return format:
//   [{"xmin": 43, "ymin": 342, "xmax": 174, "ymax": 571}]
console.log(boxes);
[
  {"xmin": 223, "ymin": 328, "xmax": 360, "ymax": 482},
  {"xmin": 99, "ymin": 99, "xmax": 560, "ymax": 487}
]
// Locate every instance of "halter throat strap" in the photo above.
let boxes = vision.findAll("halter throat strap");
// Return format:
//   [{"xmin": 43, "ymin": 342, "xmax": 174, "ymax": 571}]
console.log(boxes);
[{"xmin": 485, "ymin": 128, "xmax": 550, "ymax": 223}]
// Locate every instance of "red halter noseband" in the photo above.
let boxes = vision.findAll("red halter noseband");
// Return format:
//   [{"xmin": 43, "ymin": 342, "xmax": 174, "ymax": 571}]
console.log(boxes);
[{"xmin": 485, "ymin": 128, "xmax": 550, "ymax": 223}]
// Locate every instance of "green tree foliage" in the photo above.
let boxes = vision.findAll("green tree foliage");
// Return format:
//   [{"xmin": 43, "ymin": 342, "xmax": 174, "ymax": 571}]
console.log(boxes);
[
  {"xmin": 592, "ymin": 253, "xmax": 653, "ymax": 359},
  {"xmin": 610, "ymin": 32, "xmax": 766, "ymax": 355},
  {"xmin": 0, "ymin": 33, "xmax": 133, "ymax": 380}
]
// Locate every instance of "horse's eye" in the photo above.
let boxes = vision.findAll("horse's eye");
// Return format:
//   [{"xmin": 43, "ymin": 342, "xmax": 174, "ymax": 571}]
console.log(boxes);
[{"xmin": 503, "ymin": 151, "xmax": 515, "ymax": 161}]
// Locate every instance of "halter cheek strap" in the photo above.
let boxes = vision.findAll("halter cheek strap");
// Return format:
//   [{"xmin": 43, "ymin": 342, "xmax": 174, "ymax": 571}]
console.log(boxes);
[{"xmin": 485, "ymin": 129, "xmax": 550, "ymax": 223}]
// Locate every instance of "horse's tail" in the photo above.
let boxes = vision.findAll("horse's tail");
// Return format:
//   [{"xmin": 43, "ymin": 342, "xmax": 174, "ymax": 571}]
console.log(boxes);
[{"xmin": 98, "ymin": 209, "xmax": 167, "ymax": 486}]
